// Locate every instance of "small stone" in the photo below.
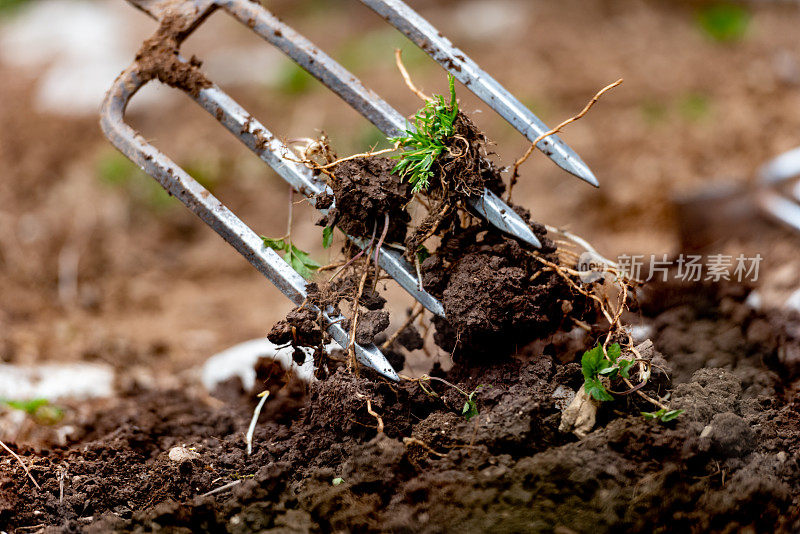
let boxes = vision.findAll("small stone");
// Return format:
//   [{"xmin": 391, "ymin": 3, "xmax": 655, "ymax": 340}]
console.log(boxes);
[{"xmin": 168, "ymin": 446, "xmax": 200, "ymax": 462}]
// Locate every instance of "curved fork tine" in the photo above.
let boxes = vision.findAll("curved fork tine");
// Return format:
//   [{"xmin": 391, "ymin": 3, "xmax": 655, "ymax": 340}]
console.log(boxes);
[
  {"xmin": 219, "ymin": 0, "xmax": 541, "ymax": 249},
  {"xmin": 361, "ymin": 0, "xmax": 599, "ymax": 188},
  {"xmin": 100, "ymin": 66, "xmax": 400, "ymax": 381},
  {"xmin": 190, "ymin": 81, "xmax": 446, "ymax": 317}
]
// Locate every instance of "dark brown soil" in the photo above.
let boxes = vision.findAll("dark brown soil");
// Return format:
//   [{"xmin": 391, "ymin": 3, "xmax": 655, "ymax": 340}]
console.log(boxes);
[
  {"xmin": 3, "ymin": 282, "xmax": 800, "ymax": 533},
  {"xmin": 423, "ymin": 215, "xmax": 599, "ymax": 359},
  {"xmin": 324, "ymin": 157, "xmax": 412, "ymax": 244},
  {"xmin": 135, "ymin": 16, "xmax": 212, "ymax": 97}
]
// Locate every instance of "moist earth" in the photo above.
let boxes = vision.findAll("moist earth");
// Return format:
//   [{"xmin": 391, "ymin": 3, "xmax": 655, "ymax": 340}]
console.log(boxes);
[{"xmin": 2, "ymin": 281, "xmax": 799, "ymax": 533}]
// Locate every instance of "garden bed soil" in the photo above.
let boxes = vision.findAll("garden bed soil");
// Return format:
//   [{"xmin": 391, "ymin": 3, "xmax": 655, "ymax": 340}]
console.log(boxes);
[{"xmin": 1, "ymin": 281, "xmax": 799, "ymax": 533}]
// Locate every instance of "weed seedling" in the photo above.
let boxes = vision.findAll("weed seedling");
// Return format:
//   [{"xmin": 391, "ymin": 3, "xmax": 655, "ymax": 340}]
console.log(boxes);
[
  {"xmin": 332, "ymin": 477, "xmax": 344, "ymax": 486},
  {"xmin": 642, "ymin": 408, "xmax": 685, "ymax": 423},
  {"xmin": 2, "ymin": 398, "xmax": 63, "ymax": 425},
  {"xmin": 462, "ymin": 387, "xmax": 483, "ymax": 421},
  {"xmin": 581, "ymin": 343, "xmax": 620, "ymax": 402},
  {"xmin": 262, "ymin": 236, "xmax": 320, "ymax": 280},
  {"xmin": 390, "ymin": 74, "xmax": 459, "ymax": 192}
]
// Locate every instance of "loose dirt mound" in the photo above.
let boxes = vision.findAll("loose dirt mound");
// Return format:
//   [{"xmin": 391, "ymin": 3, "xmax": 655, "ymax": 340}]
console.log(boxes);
[{"xmin": 2, "ymin": 279, "xmax": 799, "ymax": 532}]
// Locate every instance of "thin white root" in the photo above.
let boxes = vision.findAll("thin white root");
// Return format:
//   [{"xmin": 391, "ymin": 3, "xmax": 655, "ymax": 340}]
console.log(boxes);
[{"xmin": 246, "ymin": 390, "xmax": 270, "ymax": 456}]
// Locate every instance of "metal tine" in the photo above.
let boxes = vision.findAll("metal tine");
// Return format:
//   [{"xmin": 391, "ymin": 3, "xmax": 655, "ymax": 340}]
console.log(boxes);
[
  {"xmin": 361, "ymin": 0, "xmax": 599, "ymax": 188},
  {"xmin": 100, "ymin": 65, "xmax": 400, "ymax": 381},
  {"xmin": 189, "ymin": 77, "xmax": 446, "ymax": 317},
  {"xmin": 218, "ymin": 0, "xmax": 541, "ymax": 249},
  {"xmin": 757, "ymin": 147, "xmax": 800, "ymax": 231}
]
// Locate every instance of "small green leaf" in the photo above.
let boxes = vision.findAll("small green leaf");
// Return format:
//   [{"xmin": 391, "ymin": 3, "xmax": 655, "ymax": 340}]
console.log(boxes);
[
  {"xmin": 462, "ymin": 399, "xmax": 479, "ymax": 421},
  {"xmin": 584, "ymin": 378, "xmax": 614, "ymax": 402},
  {"xmin": 607, "ymin": 343, "xmax": 622, "ymax": 363},
  {"xmin": 598, "ymin": 366, "xmax": 618, "ymax": 379},
  {"xmin": 261, "ymin": 236, "xmax": 289, "ymax": 252},
  {"xmin": 3, "ymin": 398, "xmax": 63, "ymax": 425},
  {"xmin": 332, "ymin": 477, "xmax": 344, "ymax": 486},
  {"xmin": 290, "ymin": 245, "xmax": 320, "ymax": 269},
  {"xmin": 581, "ymin": 344, "xmax": 610, "ymax": 380},
  {"xmin": 661, "ymin": 409, "xmax": 685, "ymax": 422},
  {"xmin": 5, "ymin": 398, "xmax": 49, "ymax": 414},
  {"xmin": 416, "ymin": 246, "xmax": 431, "ymax": 264},
  {"xmin": 322, "ymin": 226, "xmax": 333, "ymax": 249},
  {"xmin": 617, "ymin": 359, "xmax": 635, "ymax": 380},
  {"xmin": 641, "ymin": 408, "xmax": 684, "ymax": 422}
]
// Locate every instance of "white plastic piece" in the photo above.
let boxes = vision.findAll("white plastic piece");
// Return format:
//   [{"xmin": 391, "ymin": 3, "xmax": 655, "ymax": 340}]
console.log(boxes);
[{"xmin": 201, "ymin": 338, "xmax": 321, "ymax": 392}]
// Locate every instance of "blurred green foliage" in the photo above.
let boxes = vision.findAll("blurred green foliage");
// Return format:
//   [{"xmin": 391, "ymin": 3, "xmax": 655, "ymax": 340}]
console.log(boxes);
[
  {"xmin": 678, "ymin": 92, "xmax": 711, "ymax": 122},
  {"xmin": 96, "ymin": 150, "xmax": 224, "ymax": 212},
  {"xmin": 696, "ymin": 4, "xmax": 751, "ymax": 43},
  {"xmin": 0, "ymin": 0, "xmax": 31, "ymax": 15},
  {"xmin": 276, "ymin": 63, "xmax": 316, "ymax": 96},
  {"xmin": 2, "ymin": 398, "xmax": 64, "ymax": 425},
  {"xmin": 338, "ymin": 28, "xmax": 429, "ymax": 74}
]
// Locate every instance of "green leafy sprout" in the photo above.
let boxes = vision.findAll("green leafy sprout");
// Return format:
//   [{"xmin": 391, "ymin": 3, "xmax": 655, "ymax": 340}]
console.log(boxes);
[
  {"xmin": 581, "ymin": 343, "xmax": 625, "ymax": 402},
  {"xmin": 417, "ymin": 376, "xmax": 485, "ymax": 421},
  {"xmin": 322, "ymin": 226, "xmax": 334, "ymax": 249},
  {"xmin": 332, "ymin": 477, "xmax": 344, "ymax": 486},
  {"xmin": 262, "ymin": 236, "xmax": 320, "ymax": 280},
  {"xmin": 642, "ymin": 408, "xmax": 685, "ymax": 423},
  {"xmin": 581, "ymin": 343, "xmax": 683, "ymax": 422},
  {"xmin": 390, "ymin": 74, "xmax": 459, "ymax": 193},
  {"xmin": 462, "ymin": 386, "xmax": 484, "ymax": 421},
  {"xmin": 2, "ymin": 398, "xmax": 63, "ymax": 425}
]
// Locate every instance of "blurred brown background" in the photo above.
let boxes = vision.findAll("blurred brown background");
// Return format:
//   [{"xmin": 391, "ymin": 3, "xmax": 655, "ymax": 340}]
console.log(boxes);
[{"xmin": 2, "ymin": 0, "xmax": 800, "ymax": 377}]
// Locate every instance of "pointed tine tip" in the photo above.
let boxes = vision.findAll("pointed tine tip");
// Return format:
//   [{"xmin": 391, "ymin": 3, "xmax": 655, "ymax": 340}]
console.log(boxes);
[
  {"xmin": 567, "ymin": 157, "xmax": 600, "ymax": 188},
  {"xmin": 357, "ymin": 343, "xmax": 400, "ymax": 382},
  {"xmin": 515, "ymin": 224, "xmax": 542, "ymax": 249}
]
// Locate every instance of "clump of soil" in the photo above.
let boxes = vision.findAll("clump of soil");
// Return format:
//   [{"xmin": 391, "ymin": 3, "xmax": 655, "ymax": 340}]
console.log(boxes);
[
  {"xmin": 422, "ymin": 214, "xmax": 599, "ymax": 358},
  {"xmin": 3, "ymin": 289, "xmax": 799, "ymax": 533},
  {"xmin": 322, "ymin": 157, "xmax": 412, "ymax": 243},
  {"xmin": 429, "ymin": 111, "xmax": 506, "ymax": 199},
  {"xmin": 134, "ymin": 16, "xmax": 212, "ymax": 97}
]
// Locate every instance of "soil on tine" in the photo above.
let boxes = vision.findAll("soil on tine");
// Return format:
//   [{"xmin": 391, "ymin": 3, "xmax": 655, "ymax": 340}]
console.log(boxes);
[
  {"xmin": 422, "ymin": 213, "xmax": 599, "ymax": 360},
  {"xmin": 323, "ymin": 157, "xmax": 412, "ymax": 244}
]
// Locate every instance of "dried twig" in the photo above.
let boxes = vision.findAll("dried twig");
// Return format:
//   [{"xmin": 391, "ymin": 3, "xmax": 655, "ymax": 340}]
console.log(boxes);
[
  {"xmin": 0, "ymin": 439, "xmax": 40, "ymax": 490},
  {"xmin": 509, "ymin": 78, "xmax": 623, "ymax": 200},
  {"xmin": 395, "ymin": 49, "xmax": 430, "ymax": 102}
]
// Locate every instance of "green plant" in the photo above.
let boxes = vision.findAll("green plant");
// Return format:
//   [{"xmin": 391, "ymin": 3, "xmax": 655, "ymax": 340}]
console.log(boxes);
[
  {"xmin": 581, "ymin": 343, "xmax": 633, "ymax": 402},
  {"xmin": 332, "ymin": 477, "xmax": 344, "ymax": 486},
  {"xmin": 696, "ymin": 4, "xmax": 750, "ymax": 43},
  {"xmin": 262, "ymin": 237, "xmax": 320, "ymax": 279},
  {"xmin": 642, "ymin": 408, "xmax": 684, "ymax": 422},
  {"xmin": 390, "ymin": 74, "xmax": 459, "ymax": 193},
  {"xmin": 2, "ymin": 398, "xmax": 63, "ymax": 425},
  {"xmin": 462, "ymin": 386, "xmax": 483, "ymax": 421},
  {"xmin": 322, "ymin": 226, "xmax": 334, "ymax": 249}
]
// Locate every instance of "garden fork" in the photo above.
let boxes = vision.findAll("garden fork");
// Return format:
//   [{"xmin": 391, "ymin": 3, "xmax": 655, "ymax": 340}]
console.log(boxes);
[{"xmin": 100, "ymin": 0, "xmax": 600, "ymax": 381}]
